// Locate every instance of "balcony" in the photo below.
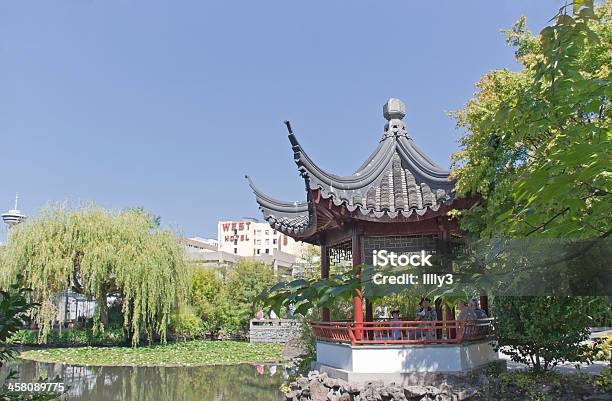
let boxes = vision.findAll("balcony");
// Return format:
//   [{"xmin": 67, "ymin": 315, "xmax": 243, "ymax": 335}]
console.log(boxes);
[{"xmin": 310, "ymin": 318, "xmax": 494, "ymax": 346}]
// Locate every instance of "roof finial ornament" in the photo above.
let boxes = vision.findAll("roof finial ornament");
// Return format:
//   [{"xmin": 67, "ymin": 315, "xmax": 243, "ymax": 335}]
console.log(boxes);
[
  {"xmin": 14, "ymin": 193, "xmax": 19, "ymax": 211},
  {"xmin": 383, "ymin": 98, "xmax": 408, "ymax": 139},
  {"xmin": 383, "ymin": 98, "xmax": 406, "ymax": 121}
]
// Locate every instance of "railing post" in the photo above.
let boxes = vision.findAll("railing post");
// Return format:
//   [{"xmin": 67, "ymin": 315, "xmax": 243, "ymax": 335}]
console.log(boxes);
[{"xmin": 348, "ymin": 323, "xmax": 357, "ymax": 346}]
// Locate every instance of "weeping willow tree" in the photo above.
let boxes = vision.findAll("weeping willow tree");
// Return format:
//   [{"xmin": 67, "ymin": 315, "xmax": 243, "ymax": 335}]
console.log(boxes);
[{"xmin": 0, "ymin": 205, "xmax": 188, "ymax": 345}]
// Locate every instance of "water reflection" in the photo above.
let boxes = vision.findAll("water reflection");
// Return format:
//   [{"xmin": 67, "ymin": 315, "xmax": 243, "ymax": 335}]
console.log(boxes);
[{"xmin": 2, "ymin": 359, "xmax": 285, "ymax": 401}]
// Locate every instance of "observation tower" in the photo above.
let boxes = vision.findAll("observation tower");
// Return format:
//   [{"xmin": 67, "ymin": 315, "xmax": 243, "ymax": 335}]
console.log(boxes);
[{"xmin": 2, "ymin": 194, "xmax": 27, "ymax": 228}]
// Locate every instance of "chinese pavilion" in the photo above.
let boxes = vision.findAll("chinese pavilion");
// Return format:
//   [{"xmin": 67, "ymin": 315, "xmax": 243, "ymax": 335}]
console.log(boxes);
[{"xmin": 247, "ymin": 99, "xmax": 498, "ymax": 383}]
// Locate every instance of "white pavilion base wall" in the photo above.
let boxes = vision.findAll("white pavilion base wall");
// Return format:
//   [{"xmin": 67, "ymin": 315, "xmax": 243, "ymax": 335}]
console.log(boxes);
[{"xmin": 316, "ymin": 340, "xmax": 498, "ymax": 374}]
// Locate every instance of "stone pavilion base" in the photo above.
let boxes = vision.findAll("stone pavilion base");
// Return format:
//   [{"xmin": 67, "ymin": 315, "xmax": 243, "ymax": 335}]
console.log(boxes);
[{"xmin": 313, "ymin": 340, "xmax": 503, "ymax": 385}]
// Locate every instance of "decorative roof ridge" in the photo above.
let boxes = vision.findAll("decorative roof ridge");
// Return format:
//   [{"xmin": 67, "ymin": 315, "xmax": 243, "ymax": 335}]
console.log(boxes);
[
  {"xmin": 282, "ymin": 97, "xmax": 454, "ymax": 192},
  {"xmin": 395, "ymin": 136, "xmax": 454, "ymax": 184},
  {"xmin": 245, "ymin": 175, "xmax": 308, "ymax": 213},
  {"xmin": 285, "ymin": 121, "xmax": 398, "ymax": 190},
  {"xmin": 286, "ymin": 124, "xmax": 454, "ymax": 191}
]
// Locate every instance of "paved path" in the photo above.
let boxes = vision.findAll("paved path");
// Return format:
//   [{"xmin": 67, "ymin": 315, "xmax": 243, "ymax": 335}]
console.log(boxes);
[{"xmin": 500, "ymin": 353, "xmax": 609, "ymax": 375}]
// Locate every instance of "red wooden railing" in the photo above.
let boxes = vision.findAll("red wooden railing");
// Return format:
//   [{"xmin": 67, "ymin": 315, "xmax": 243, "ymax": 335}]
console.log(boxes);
[{"xmin": 310, "ymin": 319, "xmax": 494, "ymax": 346}]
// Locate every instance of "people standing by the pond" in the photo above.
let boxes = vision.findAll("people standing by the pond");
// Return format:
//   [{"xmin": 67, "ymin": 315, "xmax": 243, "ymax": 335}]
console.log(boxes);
[
  {"xmin": 256, "ymin": 310, "xmax": 264, "ymax": 320},
  {"xmin": 375, "ymin": 305, "xmax": 388, "ymax": 320},
  {"xmin": 469, "ymin": 298, "xmax": 488, "ymax": 319},
  {"xmin": 456, "ymin": 300, "xmax": 476, "ymax": 321},
  {"xmin": 416, "ymin": 297, "xmax": 437, "ymax": 340},
  {"xmin": 390, "ymin": 309, "xmax": 402, "ymax": 340},
  {"xmin": 456, "ymin": 299, "xmax": 477, "ymax": 339}
]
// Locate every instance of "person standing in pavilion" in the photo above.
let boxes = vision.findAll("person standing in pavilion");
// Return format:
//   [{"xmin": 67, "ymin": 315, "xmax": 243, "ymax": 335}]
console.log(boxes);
[{"xmin": 416, "ymin": 297, "xmax": 437, "ymax": 340}]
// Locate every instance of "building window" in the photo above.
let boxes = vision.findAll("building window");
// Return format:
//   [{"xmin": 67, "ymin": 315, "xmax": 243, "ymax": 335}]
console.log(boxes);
[
  {"xmin": 273, "ymin": 239, "xmax": 277, "ymax": 245},
  {"xmin": 265, "ymin": 239, "xmax": 269, "ymax": 245},
  {"xmin": 265, "ymin": 249, "xmax": 269, "ymax": 254},
  {"xmin": 233, "ymin": 248, "xmax": 237, "ymax": 254},
  {"xmin": 256, "ymin": 239, "xmax": 261, "ymax": 245},
  {"xmin": 265, "ymin": 230, "xmax": 269, "ymax": 235},
  {"xmin": 257, "ymin": 249, "xmax": 261, "ymax": 255}
]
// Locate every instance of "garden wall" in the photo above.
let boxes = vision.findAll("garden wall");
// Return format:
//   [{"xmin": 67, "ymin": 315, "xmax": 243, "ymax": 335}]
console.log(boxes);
[{"xmin": 249, "ymin": 319, "xmax": 302, "ymax": 344}]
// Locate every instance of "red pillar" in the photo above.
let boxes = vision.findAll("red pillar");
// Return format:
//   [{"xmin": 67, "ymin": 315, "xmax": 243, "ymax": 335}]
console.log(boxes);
[
  {"xmin": 352, "ymin": 228, "xmax": 364, "ymax": 339},
  {"xmin": 320, "ymin": 241, "xmax": 330, "ymax": 322},
  {"xmin": 365, "ymin": 299, "xmax": 373, "ymax": 322},
  {"xmin": 365, "ymin": 298, "xmax": 373, "ymax": 340}
]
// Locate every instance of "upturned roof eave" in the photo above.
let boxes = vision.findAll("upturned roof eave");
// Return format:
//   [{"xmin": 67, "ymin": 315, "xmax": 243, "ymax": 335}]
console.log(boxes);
[{"xmin": 245, "ymin": 175, "xmax": 316, "ymax": 237}]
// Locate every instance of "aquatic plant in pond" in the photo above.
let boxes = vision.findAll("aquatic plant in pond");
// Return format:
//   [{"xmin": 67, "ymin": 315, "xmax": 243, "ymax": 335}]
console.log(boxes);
[{"xmin": 19, "ymin": 340, "xmax": 284, "ymax": 367}]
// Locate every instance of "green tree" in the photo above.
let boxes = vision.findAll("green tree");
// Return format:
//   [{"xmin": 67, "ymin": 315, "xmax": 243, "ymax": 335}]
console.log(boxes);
[
  {"xmin": 0, "ymin": 276, "xmax": 34, "ymax": 366},
  {"xmin": 171, "ymin": 304, "xmax": 204, "ymax": 340},
  {"xmin": 451, "ymin": 0, "xmax": 610, "ymax": 239},
  {"xmin": 0, "ymin": 205, "xmax": 188, "ymax": 345},
  {"xmin": 224, "ymin": 260, "xmax": 275, "ymax": 333},
  {"xmin": 450, "ymin": 1, "xmax": 610, "ymax": 371},
  {"xmin": 189, "ymin": 266, "xmax": 229, "ymax": 336},
  {"xmin": 492, "ymin": 296, "xmax": 594, "ymax": 371}
]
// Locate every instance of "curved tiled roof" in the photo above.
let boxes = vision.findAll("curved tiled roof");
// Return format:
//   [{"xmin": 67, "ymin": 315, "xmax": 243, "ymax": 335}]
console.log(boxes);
[
  {"xmin": 247, "ymin": 99, "xmax": 456, "ymax": 237},
  {"xmin": 246, "ymin": 176, "xmax": 313, "ymax": 235}
]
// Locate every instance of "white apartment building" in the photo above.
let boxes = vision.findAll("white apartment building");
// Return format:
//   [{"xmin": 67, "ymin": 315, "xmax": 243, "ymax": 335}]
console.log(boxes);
[{"xmin": 217, "ymin": 219, "xmax": 306, "ymax": 257}]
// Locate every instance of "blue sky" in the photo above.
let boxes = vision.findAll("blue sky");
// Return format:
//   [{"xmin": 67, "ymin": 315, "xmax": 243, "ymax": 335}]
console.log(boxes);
[{"xmin": 0, "ymin": 1, "xmax": 562, "ymax": 240}]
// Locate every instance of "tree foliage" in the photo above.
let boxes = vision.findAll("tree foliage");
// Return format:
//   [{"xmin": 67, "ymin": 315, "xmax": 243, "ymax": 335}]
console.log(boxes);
[
  {"xmin": 0, "ymin": 205, "xmax": 188, "ymax": 345},
  {"xmin": 451, "ymin": 1, "xmax": 610, "ymax": 238},
  {"xmin": 262, "ymin": 271, "xmax": 358, "ymax": 318},
  {"xmin": 224, "ymin": 260, "xmax": 275, "ymax": 333},
  {"xmin": 492, "ymin": 296, "xmax": 596, "ymax": 370},
  {"xmin": 450, "ymin": 1, "xmax": 611, "ymax": 370},
  {"xmin": 0, "ymin": 277, "xmax": 34, "ymax": 366},
  {"xmin": 0, "ymin": 276, "xmax": 60, "ymax": 401},
  {"xmin": 189, "ymin": 267, "xmax": 228, "ymax": 336}
]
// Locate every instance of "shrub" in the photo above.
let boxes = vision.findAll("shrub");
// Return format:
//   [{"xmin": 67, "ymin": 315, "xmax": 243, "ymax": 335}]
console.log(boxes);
[
  {"xmin": 224, "ymin": 260, "xmax": 275, "ymax": 334},
  {"xmin": 190, "ymin": 267, "xmax": 229, "ymax": 337},
  {"xmin": 0, "ymin": 278, "xmax": 35, "ymax": 364},
  {"xmin": 594, "ymin": 366, "xmax": 612, "ymax": 393},
  {"xmin": 492, "ymin": 296, "xmax": 595, "ymax": 371},
  {"xmin": 171, "ymin": 305, "xmax": 204, "ymax": 341},
  {"xmin": 9, "ymin": 328, "xmax": 127, "ymax": 346}
]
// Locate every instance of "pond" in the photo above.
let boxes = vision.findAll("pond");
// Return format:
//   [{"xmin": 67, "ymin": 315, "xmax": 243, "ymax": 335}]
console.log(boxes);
[{"xmin": 2, "ymin": 359, "xmax": 285, "ymax": 401}]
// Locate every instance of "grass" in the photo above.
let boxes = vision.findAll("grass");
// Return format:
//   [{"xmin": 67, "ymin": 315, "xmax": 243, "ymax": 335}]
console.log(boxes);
[
  {"xmin": 19, "ymin": 340, "xmax": 285, "ymax": 367},
  {"xmin": 479, "ymin": 369, "xmax": 610, "ymax": 401}
]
